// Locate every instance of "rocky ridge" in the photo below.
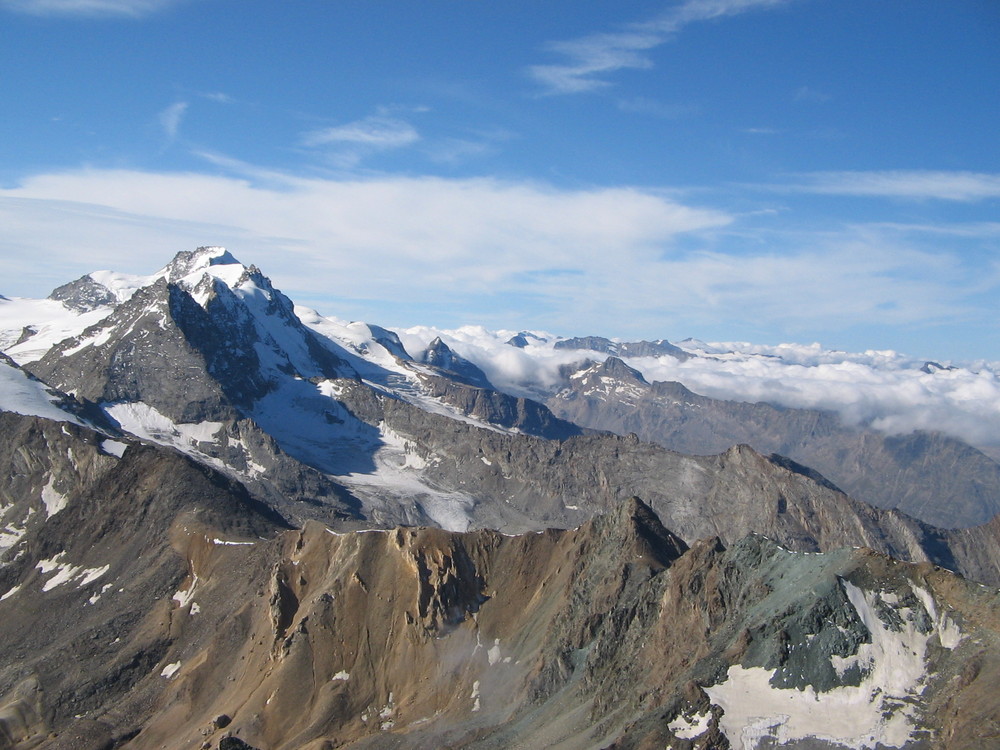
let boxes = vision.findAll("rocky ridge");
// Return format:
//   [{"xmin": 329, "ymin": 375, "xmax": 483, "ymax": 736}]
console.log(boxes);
[
  {"xmin": 550, "ymin": 356, "xmax": 1000, "ymax": 528},
  {"xmin": 0, "ymin": 429, "xmax": 997, "ymax": 750}
]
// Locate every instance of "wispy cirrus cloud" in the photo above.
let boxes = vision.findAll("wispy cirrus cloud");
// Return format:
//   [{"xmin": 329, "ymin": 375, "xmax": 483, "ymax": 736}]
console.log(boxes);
[
  {"xmin": 529, "ymin": 0, "xmax": 794, "ymax": 94},
  {"xmin": 159, "ymin": 101, "xmax": 188, "ymax": 141},
  {"xmin": 784, "ymin": 170, "xmax": 1000, "ymax": 202},
  {"xmin": 302, "ymin": 116, "xmax": 420, "ymax": 149},
  {"xmin": 301, "ymin": 113, "xmax": 422, "ymax": 168},
  {"xmin": 0, "ymin": 0, "xmax": 188, "ymax": 16}
]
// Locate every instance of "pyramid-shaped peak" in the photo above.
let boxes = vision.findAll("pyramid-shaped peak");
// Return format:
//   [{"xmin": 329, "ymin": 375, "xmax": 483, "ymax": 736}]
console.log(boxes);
[
  {"xmin": 597, "ymin": 356, "xmax": 648, "ymax": 384},
  {"xmin": 162, "ymin": 247, "xmax": 243, "ymax": 283}
]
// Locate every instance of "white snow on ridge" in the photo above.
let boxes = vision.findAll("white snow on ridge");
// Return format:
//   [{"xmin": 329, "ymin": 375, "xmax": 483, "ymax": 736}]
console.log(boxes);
[
  {"xmin": 105, "ymin": 402, "xmax": 222, "ymax": 448},
  {"xmin": 87, "ymin": 269, "xmax": 156, "ymax": 303},
  {"xmin": 0, "ymin": 297, "xmax": 111, "ymax": 364},
  {"xmin": 0, "ymin": 357, "xmax": 87, "ymax": 427}
]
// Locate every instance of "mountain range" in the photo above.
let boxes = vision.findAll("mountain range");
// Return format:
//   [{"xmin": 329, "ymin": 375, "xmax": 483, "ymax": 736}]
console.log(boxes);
[{"xmin": 1, "ymin": 246, "xmax": 998, "ymax": 749}]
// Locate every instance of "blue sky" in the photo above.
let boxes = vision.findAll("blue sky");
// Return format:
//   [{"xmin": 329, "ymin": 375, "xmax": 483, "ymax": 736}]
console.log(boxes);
[{"xmin": 1, "ymin": 0, "xmax": 998, "ymax": 361}]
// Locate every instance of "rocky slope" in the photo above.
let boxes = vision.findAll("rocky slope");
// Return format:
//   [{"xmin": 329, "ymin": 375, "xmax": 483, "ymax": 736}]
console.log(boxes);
[
  {"xmin": 0, "ymin": 409, "xmax": 289, "ymax": 750},
  {"xmin": 330, "ymin": 379, "xmax": 1000, "ymax": 587},
  {"xmin": 1, "ymin": 436, "xmax": 998, "ymax": 750},
  {"xmin": 549, "ymin": 357, "xmax": 1000, "ymax": 528}
]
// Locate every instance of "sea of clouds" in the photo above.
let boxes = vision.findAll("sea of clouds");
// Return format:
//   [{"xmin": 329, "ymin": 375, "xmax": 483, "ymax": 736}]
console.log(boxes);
[{"xmin": 394, "ymin": 326, "xmax": 1000, "ymax": 452}]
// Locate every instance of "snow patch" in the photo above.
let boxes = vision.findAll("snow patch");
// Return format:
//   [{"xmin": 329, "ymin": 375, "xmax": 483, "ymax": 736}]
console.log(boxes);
[
  {"xmin": 487, "ymin": 638, "xmax": 502, "ymax": 666},
  {"xmin": 0, "ymin": 515, "xmax": 30, "ymax": 553},
  {"xmin": 332, "ymin": 670, "xmax": 350, "ymax": 681},
  {"xmin": 160, "ymin": 662, "xmax": 181, "ymax": 679},
  {"xmin": 706, "ymin": 579, "xmax": 954, "ymax": 749},
  {"xmin": 0, "ymin": 357, "xmax": 88, "ymax": 427},
  {"xmin": 40, "ymin": 475, "xmax": 68, "ymax": 516},
  {"xmin": 210, "ymin": 538, "xmax": 256, "ymax": 546},
  {"xmin": 173, "ymin": 574, "xmax": 198, "ymax": 609},
  {"xmin": 0, "ymin": 296, "xmax": 111, "ymax": 364},
  {"xmin": 88, "ymin": 583, "xmax": 113, "ymax": 605},
  {"xmin": 0, "ymin": 584, "xmax": 22, "ymax": 601},
  {"xmin": 100, "ymin": 439, "xmax": 128, "ymax": 457},
  {"xmin": 36, "ymin": 553, "xmax": 110, "ymax": 592},
  {"xmin": 669, "ymin": 709, "xmax": 712, "ymax": 739},
  {"xmin": 105, "ymin": 401, "xmax": 222, "ymax": 444}
]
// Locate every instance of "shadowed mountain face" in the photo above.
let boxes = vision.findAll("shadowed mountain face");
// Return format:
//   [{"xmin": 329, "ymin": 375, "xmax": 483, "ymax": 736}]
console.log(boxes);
[{"xmin": 549, "ymin": 357, "xmax": 1000, "ymax": 528}]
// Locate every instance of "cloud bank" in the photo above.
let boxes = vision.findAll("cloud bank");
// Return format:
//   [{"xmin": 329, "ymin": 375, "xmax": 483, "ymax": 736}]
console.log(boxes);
[
  {"xmin": 0, "ymin": 165, "xmax": 995, "ymax": 349},
  {"xmin": 785, "ymin": 171, "xmax": 1000, "ymax": 202},
  {"xmin": 394, "ymin": 326, "xmax": 1000, "ymax": 450}
]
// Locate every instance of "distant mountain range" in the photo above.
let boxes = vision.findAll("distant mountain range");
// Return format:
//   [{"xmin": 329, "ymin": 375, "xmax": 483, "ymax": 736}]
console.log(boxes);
[{"xmin": 1, "ymin": 246, "xmax": 999, "ymax": 749}]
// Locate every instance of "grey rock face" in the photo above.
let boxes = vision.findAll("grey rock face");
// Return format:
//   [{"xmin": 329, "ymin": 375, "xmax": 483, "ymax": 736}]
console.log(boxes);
[
  {"xmin": 29, "ymin": 260, "xmax": 348, "ymax": 426},
  {"xmin": 420, "ymin": 337, "xmax": 493, "ymax": 388},
  {"xmin": 550, "ymin": 357, "xmax": 1000, "ymax": 528},
  {"xmin": 48, "ymin": 275, "xmax": 116, "ymax": 313},
  {"xmin": 416, "ymin": 374, "xmax": 584, "ymax": 440},
  {"xmin": 554, "ymin": 335, "xmax": 692, "ymax": 360},
  {"xmin": 29, "ymin": 280, "xmax": 244, "ymax": 422}
]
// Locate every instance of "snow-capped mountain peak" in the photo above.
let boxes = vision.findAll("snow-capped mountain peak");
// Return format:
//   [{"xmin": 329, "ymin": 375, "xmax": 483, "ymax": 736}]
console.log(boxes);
[{"xmin": 159, "ymin": 246, "xmax": 242, "ymax": 284}]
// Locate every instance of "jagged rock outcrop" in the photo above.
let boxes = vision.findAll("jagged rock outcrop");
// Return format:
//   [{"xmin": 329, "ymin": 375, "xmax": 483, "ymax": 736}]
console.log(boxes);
[
  {"xmin": 47, "ymin": 275, "xmax": 117, "ymax": 313},
  {"xmin": 420, "ymin": 337, "xmax": 494, "ymax": 389},
  {"xmin": 554, "ymin": 336, "xmax": 692, "ymax": 360}
]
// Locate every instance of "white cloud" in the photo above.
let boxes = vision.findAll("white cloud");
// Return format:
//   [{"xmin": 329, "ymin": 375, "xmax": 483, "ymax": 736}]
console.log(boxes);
[
  {"xmin": 1, "ymin": 0, "xmax": 186, "ymax": 15},
  {"xmin": 302, "ymin": 116, "xmax": 420, "ymax": 149},
  {"xmin": 393, "ymin": 326, "xmax": 1000, "ymax": 450},
  {"xmin": 0, "ymin": 164, "xmax": 994, "ymax": 363},
  {"xmin": 530, "ymin": 0, "xmax": 794, "ymax": 94},
  {"xmin": 159, "ymin": 101, "xmax": 188, "ymax": 140},
  {"xmin": 786, "ymin": 170, "xmax": 1000, "ymax": 202},
  {"xmin": 633, "ymin": 343, "xmax": 1000, "ymax": 448},
  {"xmin": 0, "ymin": 166, "xmax": 730, "ymax": 302}
]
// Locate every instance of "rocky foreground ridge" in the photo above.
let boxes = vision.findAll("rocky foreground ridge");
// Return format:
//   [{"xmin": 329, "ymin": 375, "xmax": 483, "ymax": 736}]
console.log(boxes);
[{"xmin": 0, "ymin": 406, "xmax": 998, "ymax": 749}]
